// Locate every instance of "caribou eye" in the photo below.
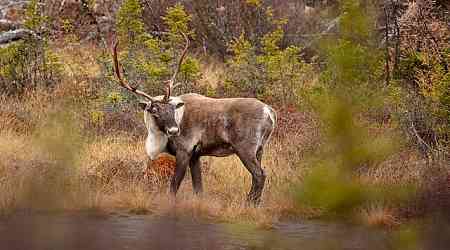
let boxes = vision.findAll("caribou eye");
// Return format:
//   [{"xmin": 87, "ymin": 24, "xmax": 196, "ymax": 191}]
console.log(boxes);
[
  {"xmin": 138, "ymin": 101, "xmax": 148, "ymax": 110},
  {"xmin": 176, "ymin": 102, "xmax": 184, "ymax": 109},
  {"xmin": 150, "ymin": 106, "xmax": 159, "ymax": 113}
]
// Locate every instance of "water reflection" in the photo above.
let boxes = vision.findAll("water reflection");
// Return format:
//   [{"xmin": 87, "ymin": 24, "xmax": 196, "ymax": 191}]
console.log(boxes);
[{"xmin": 0, "ymin": 213, "xmax": 445, "ymax": 250}]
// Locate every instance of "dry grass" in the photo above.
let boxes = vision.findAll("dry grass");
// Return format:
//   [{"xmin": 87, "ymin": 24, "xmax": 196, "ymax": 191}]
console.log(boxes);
[
  {"xmin": 198, "ymin": 56, "xmax": 226, "ymax": 89},
  {"xmin": 357, "ymin": 204, "xmax": 400, "ymax": 228},
  {"xmin": 0, "ymin": 90, "xmax": 437, "ymax": 226},
  {"xmin": 0, "ymin": 42, "xmax": 443, "ymax": 227},
  {"xmin": 0, "ymin": 97, "xmax": 310, "ymax": 224},
  {"xmin": 0, "ymin": 88, "xmax": 307, "ymax": 223},
  {"xmin": 359, "ymin": 149, "xmax": 429, "ymax": 186},
  {"xmin": 86, "ymin": 133, "xmax": 310, "ymax": 225}
]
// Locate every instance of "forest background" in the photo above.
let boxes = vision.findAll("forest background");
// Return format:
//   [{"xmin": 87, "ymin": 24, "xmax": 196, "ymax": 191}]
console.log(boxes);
[{"xmin": 0, "ymin": 0, "xmax": 449, "ymax": 231}]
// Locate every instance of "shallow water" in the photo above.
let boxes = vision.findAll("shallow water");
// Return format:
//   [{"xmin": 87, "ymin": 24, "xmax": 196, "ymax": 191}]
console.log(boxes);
[
  {"xmin": 0, "ymin": 213, "xmax": 392, "ymax": 250},
  {"xmin": 0, "ymin": 212, "xmax": 435, "ymax": 250}
]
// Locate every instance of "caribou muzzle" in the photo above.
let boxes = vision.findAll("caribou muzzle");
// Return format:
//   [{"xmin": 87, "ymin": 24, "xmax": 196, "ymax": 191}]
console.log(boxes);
[{"xmin": 166, "ymin": 126, "xmax": 180, "ymax": 136}]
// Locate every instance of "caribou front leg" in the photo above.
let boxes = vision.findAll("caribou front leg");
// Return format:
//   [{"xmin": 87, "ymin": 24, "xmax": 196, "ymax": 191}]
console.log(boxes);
[
  {"xmin": 189, "ymin": 155, "xmax": 203, "ymax": 194},
  {"xmin": 170, "ymin": 151, "xmax": 190, "ymax": 195}
]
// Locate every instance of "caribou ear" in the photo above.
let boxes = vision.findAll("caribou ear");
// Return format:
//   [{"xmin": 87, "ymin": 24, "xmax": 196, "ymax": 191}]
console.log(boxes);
[
  {"xmin": 138, "ymin": 101, "xmax": 149, "ymax": 110},
  {"xmin": 176, "ymin": 102, "xmax": 184, "ymax": 109}
]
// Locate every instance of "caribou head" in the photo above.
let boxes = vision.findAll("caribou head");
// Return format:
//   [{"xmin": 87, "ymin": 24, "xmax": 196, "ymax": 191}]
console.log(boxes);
[{"xmin": 112, "ymin": 32, "xmax": 189, "ymax": 137}]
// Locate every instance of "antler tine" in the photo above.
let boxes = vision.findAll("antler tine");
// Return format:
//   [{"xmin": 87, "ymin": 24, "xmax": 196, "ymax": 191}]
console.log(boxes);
[
  {"xmin": 164, "ymin": 31, "xmax": 190, "ymax": 101},
  {"xmin": 112, "ymin": 40, "xmax": 154, "ymax": 101}
]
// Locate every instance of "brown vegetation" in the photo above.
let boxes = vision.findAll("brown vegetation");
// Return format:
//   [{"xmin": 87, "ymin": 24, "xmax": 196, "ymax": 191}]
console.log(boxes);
[
  {"xmin": 0, "ymin": 50, "xmax": 315, "ymax": 223},
  {"xmin": 0, "ymin": 0, "xmax": 448, "ymax": 228},
  {"xmin": 144, "ymin": 154, "xmax": 177, "ymax": 181},
  {"xmin": 0, "ymin": 49, "xmax": 433, "ymax": 225}
]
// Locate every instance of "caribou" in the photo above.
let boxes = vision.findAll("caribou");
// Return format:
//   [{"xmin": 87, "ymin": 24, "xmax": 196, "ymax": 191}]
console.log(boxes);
[{"xmin": 112, "ymin": 33, "xmax": 276, "ymax": 204}]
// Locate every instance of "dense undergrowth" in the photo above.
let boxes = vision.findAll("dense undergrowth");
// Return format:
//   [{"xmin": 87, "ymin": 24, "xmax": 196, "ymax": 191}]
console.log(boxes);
[{"xmin": 0, "ymin": 0, "xmax": 449, "ymax": 229}]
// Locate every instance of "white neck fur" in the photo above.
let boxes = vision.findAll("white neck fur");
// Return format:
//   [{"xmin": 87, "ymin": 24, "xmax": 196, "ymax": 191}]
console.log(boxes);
[{"xmin": 144, "ymin": 112, "xmax": 168, "ymax": 160}]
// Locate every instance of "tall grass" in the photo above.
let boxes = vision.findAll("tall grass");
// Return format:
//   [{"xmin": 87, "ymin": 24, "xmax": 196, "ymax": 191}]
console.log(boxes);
[
  {"xmin": 0, "ymin": 42, "xmax": 444, "ymax": 227},
  {"xmin": 0, "ymin": 82, "xmax": 314, "ymax": 225}
]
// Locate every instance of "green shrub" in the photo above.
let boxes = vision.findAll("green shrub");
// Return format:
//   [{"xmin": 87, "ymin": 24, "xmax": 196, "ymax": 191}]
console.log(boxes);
[
  {"xmin": 314, "ymin": 0, "xmax": 383, "ymax": 108},
  {"xmin": 0, "ymin": 0, "xmax": 61, "ymax": 95},
  {"xmin": 24, "ymin": 0, "xmax": 48, "ymax": 31},
  {"xmin": 388, "ymin": 0, "xmax": 450, "ymax": 155},
  {"xmin": 162, "ymin": 3, "xmax": 192, "ymax": 35},
  {"xmin": 295, "ymin": 0, "xmax": 408, "ymax": 219},
  {"xmin": 225, "ymin": 22, "xmax": 313, "ymax": 105},
  {"xmin": 395, "ymin": 50, "xmax": 450, "ymax": 153},
  {"xmin": 190, "ymin": 0, "xmax": 276, "ymax": 57},
  {"xmin": 109, "ymin": 1, "xmax": 200, "ymax": 99},
  {"xmin": 116, "ymin": 0, "xmax": 146, "ymax": 46}
]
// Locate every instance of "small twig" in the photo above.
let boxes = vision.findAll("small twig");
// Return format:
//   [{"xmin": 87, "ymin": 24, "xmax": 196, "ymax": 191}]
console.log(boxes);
[
  {"xmin": 410, "ymin": 120, "xmax": 433, "ymax": 153},
  {"xmin": 407, "ymin": 112, "xmax": 435, "ymax": 158},
  {"xmin": 384, "ymin": 6, "xmax": 390, "ymax": 85}
]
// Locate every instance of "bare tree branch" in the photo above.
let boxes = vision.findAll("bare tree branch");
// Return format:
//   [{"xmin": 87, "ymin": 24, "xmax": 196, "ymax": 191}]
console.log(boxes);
[{"xmin": 0, "ymin": 28, "xmax": 40, "ymax": 45}]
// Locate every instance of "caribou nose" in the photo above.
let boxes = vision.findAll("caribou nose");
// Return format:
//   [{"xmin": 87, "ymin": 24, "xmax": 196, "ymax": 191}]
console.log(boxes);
[{"xmin": 167, "ymin": 127, "xmax": 180, "ymax": 136}]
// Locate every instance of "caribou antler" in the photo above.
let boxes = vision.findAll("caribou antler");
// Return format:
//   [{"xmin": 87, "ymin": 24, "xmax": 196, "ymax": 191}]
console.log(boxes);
[
  {"xmin": 112, "ymin": 40, "xmax": 154, "ymax": 101},
  {"xmin": 164, "ymin": 32, "xmax": 190, "ymax": 102}
]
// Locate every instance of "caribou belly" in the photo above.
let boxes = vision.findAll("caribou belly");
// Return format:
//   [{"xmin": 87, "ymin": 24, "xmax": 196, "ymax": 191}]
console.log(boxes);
[{"xmin": 198, "ymin": 143, "xmax": 235, "ymax": 157}]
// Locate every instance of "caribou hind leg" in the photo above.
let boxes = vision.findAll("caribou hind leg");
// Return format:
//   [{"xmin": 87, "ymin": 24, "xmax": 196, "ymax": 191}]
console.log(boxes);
[{"xmin": 236, "ymin": 145, "xmax": 266, "ymax": 205}]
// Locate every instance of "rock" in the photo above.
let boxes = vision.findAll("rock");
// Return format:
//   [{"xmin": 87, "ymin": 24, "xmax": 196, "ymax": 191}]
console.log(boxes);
[
  {"xmin": 0, "ymin": 28, "xmax": 40, "ymax": 45},
  {"xmin": 0, "ymin": 1, "xmax": 29, "ymax": 21},
  {"xmin": 0, "ymin": 18, "xmax": 21, "ymax": 31}
]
